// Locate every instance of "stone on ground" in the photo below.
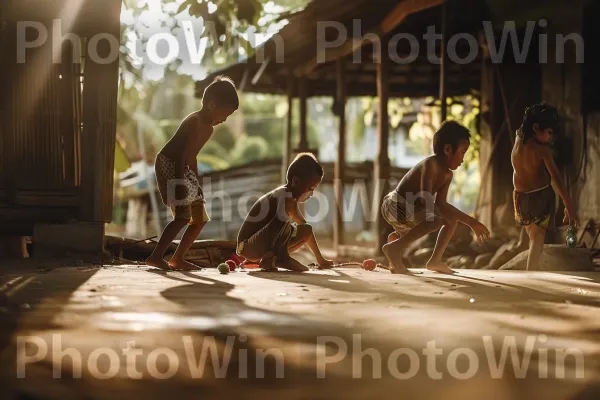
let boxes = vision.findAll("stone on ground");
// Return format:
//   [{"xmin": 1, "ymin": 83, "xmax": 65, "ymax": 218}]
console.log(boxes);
[
  {"xmin": 499, "ymin": 245, "xmax": 595, "ymax": 271},
  {"xmin": 473, "ymin": 252, "xmax": 494, "ymax": 269}
]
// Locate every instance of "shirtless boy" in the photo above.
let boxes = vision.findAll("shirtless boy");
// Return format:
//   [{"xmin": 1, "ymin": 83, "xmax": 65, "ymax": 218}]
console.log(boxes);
[
  {"xmin": 512, "ymin": 103, "xmax": 579, "ymax": 270},
  {"xmin": 381, "ymin": 120, "xmax": 490, "ymax": 274},
  {"xmin": 146, "ymin": 76, "xmax": 238, "ymax": 270},
  {"xmin": 237, "ymin": 153, "xmax": 334, "ymax": 271}
]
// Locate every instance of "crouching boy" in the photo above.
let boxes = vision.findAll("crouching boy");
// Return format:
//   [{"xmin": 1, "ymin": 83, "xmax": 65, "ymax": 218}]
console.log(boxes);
[
  {"xmin": 381, "ymin": 121, "xmax": 490, "ymax": 274},
  {"xmin": 237, "ymin": 153, "xmax": 334, "ymax": 271}
]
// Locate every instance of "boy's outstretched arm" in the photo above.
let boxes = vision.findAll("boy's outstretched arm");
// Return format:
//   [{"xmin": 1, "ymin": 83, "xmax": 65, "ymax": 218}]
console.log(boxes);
[
  {"xmin": 435, "ymin": 176, "xmax": 490, "ymax": 244},
  {"xmin": 285, "ymin": 197, "xmax": 333, "ymax": 266},
  {"xmin": 542, "ymin": 147, "xmax": 579, "ymax": 226}
]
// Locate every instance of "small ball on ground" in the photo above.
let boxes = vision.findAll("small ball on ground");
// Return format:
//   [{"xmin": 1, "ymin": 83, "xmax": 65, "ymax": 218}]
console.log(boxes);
[
  {"xmin": 218, "ymin": 263, "xmax": 230, "ymax": 274},
  {"xmin": 230, "ymin": 253, "xmax": 244, "ymax": 264},
  {"xmin": 362, "ymin": 259, "xmax": 376, "ymax": 271},
  {"xmin": 226, "ymin": 260, "xmax": 237, "ymax": 271}
]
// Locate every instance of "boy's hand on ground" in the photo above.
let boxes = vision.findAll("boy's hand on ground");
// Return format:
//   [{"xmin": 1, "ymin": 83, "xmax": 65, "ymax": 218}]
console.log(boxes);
[
  {"xmin": 471, "ymin": 221, "xmax": 491, "ymax": 245},
  {"xmin": 317, "ymin": 258, "xmax": 335, "ymax": 269}
]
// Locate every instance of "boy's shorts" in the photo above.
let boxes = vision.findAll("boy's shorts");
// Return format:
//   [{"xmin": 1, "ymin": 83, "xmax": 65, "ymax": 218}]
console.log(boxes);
[
  {"xmin": 155, "ymin": 153, "xmax": 210, "ymax": 224},
  {"xmin": 171, "ymin": 201, "xmax": 210, "ymax": 225},
  {"xmin": 513, "ymin": 184, "xmax": 555, "ymax": 230},
  {"xmin": 237, "ymin": 218, "xmax": 298, "ymax": 261},
  {"xmin": 381, "ymin": 191, "xmax": 438, "ymax": 237}
]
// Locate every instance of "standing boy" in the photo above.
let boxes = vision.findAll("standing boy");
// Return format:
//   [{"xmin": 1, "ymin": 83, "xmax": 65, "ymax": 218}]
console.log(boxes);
[
  {"xmin": 146, "ymin": 76, "xmax": 238, "ymax": 270},
  {"xmin": 512, "ymin": 103, "xmax": 579, "ymax": 270},
  {"xmin": 381, "ymin": 121, "xmax": 490, "ymax": 274}
]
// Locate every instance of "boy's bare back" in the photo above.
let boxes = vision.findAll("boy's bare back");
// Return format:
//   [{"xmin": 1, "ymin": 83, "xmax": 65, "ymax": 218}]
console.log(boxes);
[
  {"xmin": 238, "ymin": 187, "xmax": 287, "ymax": 243},
  {"xmin": 396, "ymin": 156, "xmax": 452, "ymax": 200},
  {"xmin": 511, "ymin": 136, "xmax": 551, "ymax": 192},
  {"xmin": 160, "ymin": 112, "xmax": 213, "ymax": 168}
]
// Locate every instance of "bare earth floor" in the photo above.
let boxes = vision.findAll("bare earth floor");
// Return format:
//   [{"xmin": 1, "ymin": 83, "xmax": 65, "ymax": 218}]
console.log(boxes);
[{"xmin": 1, "ymin": 259, "xmax": 600, "ymax": 400}]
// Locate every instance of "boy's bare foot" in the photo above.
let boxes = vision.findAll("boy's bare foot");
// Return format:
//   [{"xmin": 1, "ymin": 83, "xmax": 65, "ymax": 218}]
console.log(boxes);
[
  {"xmin": 275, "ymin": 256, "xmax": 309, "ymax": 272},
  {"xmin": 426, "ymin": 261, "xmax": 456, "ymax": 274},
  {"xmin": 259, "ymin": 256, "xmax": 278, "ymax": 271},
  {"xmin": 146, "ymin": 255, "xmax": 170, "ymax": 270},
  {"xmin": 168, "ymin": 258, "xmax": 200, "ymax": 271},
  {"xmin": 382, "ymin": 243, "xmax": 411, "ymax": 274}
]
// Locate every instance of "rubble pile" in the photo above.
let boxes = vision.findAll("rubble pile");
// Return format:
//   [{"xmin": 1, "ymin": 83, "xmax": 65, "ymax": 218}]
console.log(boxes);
[{"xmin": 404, "ymin": 225, "xmax": 597, "ymax": 271}]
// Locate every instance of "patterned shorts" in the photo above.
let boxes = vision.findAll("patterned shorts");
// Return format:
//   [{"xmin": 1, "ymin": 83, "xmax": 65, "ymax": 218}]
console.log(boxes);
[
  {"xmin": 381, "ymin": 191, "xmax": 438, "ymax": 237},
  {"xmin": 155, "ymin": 153, "xmax": 209, "ymax": 224},
  {"xmin": 514, "ymin": 184, "xmax": 555, "ymax": 230}
]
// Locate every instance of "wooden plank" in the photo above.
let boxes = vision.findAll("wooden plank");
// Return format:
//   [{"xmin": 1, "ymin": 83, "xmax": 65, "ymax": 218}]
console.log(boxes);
[
  {"xmin": 295, "ymin": 37, "xmax": 370, "ymax": 77},
  {"xmin": 375, "ymin": 45, "xmax": 391, "ymax": 251},
  {"xmin": 380, "ymin": 0, "xmax": 445, "ymax": 35},
  {"xmin": 283, "ymin": 76, "xmax": 294, "ymax": 183},
  {"xmin": 298, "ymin": 77, "xmax": 308, "ymax": 151},
  {"xmin": 251, "ymin": 57, "xmax": 271, "ymax": 85},
  {"xmin": 439, "ymin": 1, "xmax": 448, "ymax": 121},
  {"xmin": 333, "ymin": 60, "xmax": 346, "ymax": 250},
  {"xmin": 79, "ymin": 0, "xmax": 122, "ymax": 222}
]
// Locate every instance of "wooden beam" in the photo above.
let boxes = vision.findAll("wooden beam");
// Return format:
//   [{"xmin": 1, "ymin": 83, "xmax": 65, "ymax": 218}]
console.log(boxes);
[
  {"xmin": 381, "ymin": 0, "xmax": 445, "ymax": 35},
  {"xmin": 374, "ymin": 38, "xmax": 391, "ymax": 252},
  {"xmin": 333, "ymin": 59, "xmax": 346, "ymax": 251},
  {"xmin": 239, "ymin": 68, "xmax": 249, "ymax": 92},
  {"xmin": 296, "ymin": 0, "xmax": 446, "ymax": 79},
  {"xmin": 439, "ymin": 1, "xmax": 448, "ymax": 121},
  {"xmin": 80, "ymin": 1, "xmax": 122, "ymax": 223},
  {"xmin": 294, "ymin": 37, "xmax": 370, "ymax": 77},
  {"xmin": 251, "ymin": 57, "xmax": 270, "ymax": 85},
  {"xmin": 298, "ymin": 77, "xmax": 308, "ymax": 151},
  {"xmin": 282, "ymin": 76, "xmax": 294, "ymax": 183}
]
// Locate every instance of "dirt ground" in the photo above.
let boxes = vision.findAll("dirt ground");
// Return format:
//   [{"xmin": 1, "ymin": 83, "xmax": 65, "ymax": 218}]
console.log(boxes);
[{"xmin": 1, "ymin": 255, "xmax": 600, "ymax": 400}]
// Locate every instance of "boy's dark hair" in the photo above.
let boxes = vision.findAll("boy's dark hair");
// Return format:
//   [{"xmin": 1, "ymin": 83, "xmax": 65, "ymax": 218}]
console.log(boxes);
[
  {"xmin": 432, "ymin": 120, "xmax": 471, "ymax": 155},
  {"xmin": 518, "ymin": 102, "xmax": 560, "ymax": 143},
  {"xmin": 286, "ymin": 152, "xmax": 324, "ymax": 183},
  {"xmin": 202, "ymin": 75, "xmax": 239, "ymax": 109}
]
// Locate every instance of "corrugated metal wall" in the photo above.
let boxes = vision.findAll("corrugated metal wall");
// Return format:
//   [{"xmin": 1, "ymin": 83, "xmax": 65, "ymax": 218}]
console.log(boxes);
[
  {"xmin": 11, "ymin": 44, "xmax": 77, "ymax": 190},
  {"xmin": 0, "ymin": 0, "xmax": 120, "ymax": 225},
  {"xmin": 1, "ymin": 3, "xmax": 83, "ymax": 208},
  {"xmin": 0, "ymin": 2, "xmax": 6, "ymax": 200}
]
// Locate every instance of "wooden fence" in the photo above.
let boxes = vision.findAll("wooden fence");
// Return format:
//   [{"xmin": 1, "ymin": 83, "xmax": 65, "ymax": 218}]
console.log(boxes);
[{"xmin": 191, "ymin": 159, "xmax": 409, "ymax": 242}]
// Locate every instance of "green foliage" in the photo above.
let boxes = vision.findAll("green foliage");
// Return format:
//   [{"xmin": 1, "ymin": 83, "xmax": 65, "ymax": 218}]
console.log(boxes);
[
  {"xmin": 200, "ymin": 140, "xmax": 229, "ymax": 160},
  {"xmin": 447, "ymin": 95, "xmax": 481, "ymax": 170},
  {"xmin": 230, "ymin": 134, "xmax": 270, "ymax": 166},
  {"xmin": 121, "ymin": 0, "xmax": 308, "ymax": 79},
  {"xmin": 117, "ymin": 1, "xmax": 309, "ymax": 170},
  {"xmin": 352, "ymin": 109, "xmax": 366, "ymax": 145},
  {"xmin": 158, "ymin": 119, "xmax": 182, "ymax": 138},
  {"xmin": 197, "ymin": 153, "xmax": 231, "ymax": 170},
  {"xmin": 212, "ymin": 123, "xmax": 236, "ymax": 150},
  {"xmin": 114, "ymin": 140, "xmax": 131, "ymax": 174},
  {"xmin": 291, "ymin": 117, "xmax": 320, "ymax": 151}
]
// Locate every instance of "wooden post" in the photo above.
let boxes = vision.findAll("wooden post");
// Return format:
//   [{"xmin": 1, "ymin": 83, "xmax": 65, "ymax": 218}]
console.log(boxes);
[
  {"xmin": 282, "ymin": 77, "xmax": 294, "ymax": 183},
  {"xmin": 439, "ymin": 0, "xmax": 448, "ymax": 122},
  {"xmin": 298, "ymin": 77, "xmax": 308, "ymax": 152},
  {"xmin": 80, "ymin": 38, "xmax": 119, "ymax": 223},
  {"xmin": 375, "ymin": 40, "xmax": 390, "ymax": 252},
  {"xmin": 334, "ymin": 60, "xmax": 346, "ymax": 251}
]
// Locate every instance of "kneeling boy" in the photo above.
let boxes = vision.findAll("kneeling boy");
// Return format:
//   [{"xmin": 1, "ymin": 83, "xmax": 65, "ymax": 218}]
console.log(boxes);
[{"xmin": 237, "ymin": 153, "xmax": 334, "ymax": 271}]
